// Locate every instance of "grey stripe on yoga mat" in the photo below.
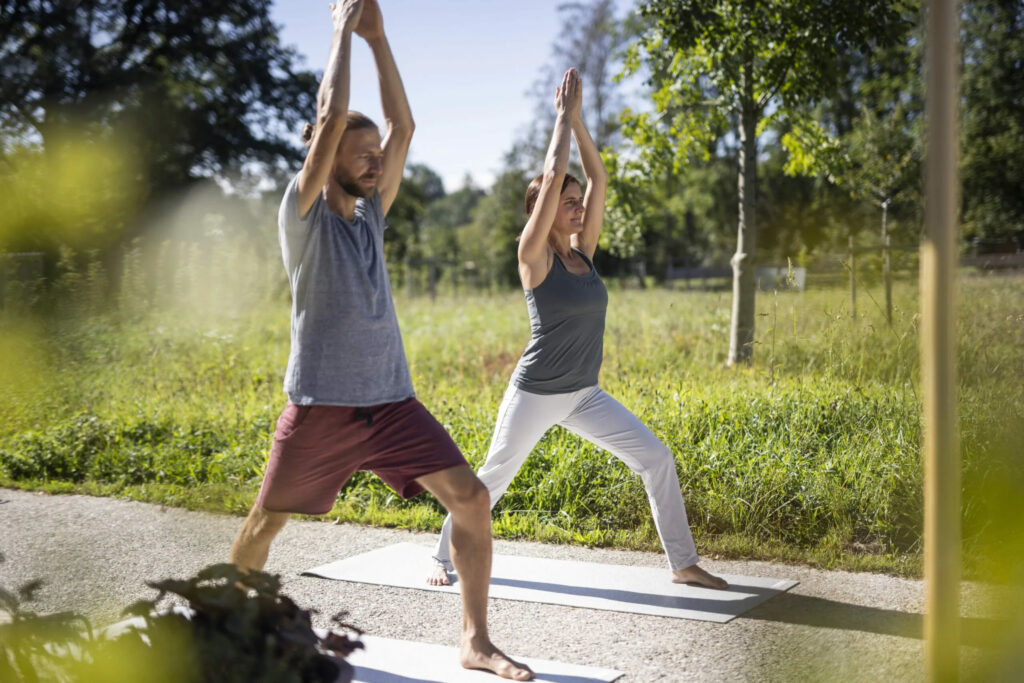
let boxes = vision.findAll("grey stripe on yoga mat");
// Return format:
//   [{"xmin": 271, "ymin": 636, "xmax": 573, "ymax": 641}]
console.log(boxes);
[{"xmin": 303, "ymin": 543, "xmax": 798, "ymax": 623}]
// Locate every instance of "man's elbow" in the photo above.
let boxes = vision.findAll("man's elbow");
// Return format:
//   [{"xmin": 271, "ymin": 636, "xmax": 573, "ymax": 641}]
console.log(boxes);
[{"xmin": 316, "ymin": 112, "xmax": 347, "ymax": 138}]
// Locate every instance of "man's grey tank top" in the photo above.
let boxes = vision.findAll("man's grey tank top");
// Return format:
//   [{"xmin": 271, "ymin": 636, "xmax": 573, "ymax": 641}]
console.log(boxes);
[{"xmin": 511, "ymin": 247, "xmax": 608, "ymax": 394}]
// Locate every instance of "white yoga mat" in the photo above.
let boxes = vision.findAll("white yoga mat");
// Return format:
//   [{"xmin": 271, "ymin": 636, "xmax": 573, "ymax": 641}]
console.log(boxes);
[
  {"xmin": 348, "ymin": 634, "xmax": 623, "ymax": 683},
  {"xmin": 304, "ymin": 543, "xmax": 797, "ymax": 623},
  {"xmin": 105, "ymin": 614, "xmax": 619, "ymax": 681}
]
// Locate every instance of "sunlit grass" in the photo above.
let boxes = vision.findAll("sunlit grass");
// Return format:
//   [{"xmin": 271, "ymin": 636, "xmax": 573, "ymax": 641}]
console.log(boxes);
[{"xmin": 1, "ymin": 260, "xmax": 1021, "ymax": 578}]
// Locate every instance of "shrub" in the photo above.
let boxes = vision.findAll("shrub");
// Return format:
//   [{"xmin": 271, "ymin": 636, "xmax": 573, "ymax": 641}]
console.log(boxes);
[{"xmin": 0, "ymin": 556, "xmax": 362, "ymax": 683}]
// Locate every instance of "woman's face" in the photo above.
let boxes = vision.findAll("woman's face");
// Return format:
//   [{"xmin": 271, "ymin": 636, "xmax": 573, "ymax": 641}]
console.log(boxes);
[{"xmin": 551, "ymin": 181, "xmax": 584, "ymax": 236}]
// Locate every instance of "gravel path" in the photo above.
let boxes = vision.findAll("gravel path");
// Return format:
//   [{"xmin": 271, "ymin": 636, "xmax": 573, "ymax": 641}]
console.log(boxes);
[{"xmin": 1, "ymin": 488, "xmax": 1019, "ymax": 681}]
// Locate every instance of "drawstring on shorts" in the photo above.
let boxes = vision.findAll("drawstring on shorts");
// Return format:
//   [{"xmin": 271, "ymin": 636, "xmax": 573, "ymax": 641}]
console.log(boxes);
[{"xmin": 353, "ymin": 407, "xmax": 374, "ymax": 428}]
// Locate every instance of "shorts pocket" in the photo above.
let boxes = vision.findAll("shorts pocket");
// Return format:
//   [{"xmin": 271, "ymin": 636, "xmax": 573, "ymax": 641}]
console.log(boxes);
[{"xmin": 276, "ymin": 404, "xmax": 313, "ymax": 440}]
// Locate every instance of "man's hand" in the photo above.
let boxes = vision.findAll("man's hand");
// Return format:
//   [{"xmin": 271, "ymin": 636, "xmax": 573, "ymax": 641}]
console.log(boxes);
[
  {"xmin": 355, "ymin": 0, "xmax": 384, "ymax": 40},
  {"xmin": 554, "ymin": 67, "xmax": 581, "ymax": 120},
  {"xmin": 330, "ymin": 0, "xmax": 364, "ymax": 35}
]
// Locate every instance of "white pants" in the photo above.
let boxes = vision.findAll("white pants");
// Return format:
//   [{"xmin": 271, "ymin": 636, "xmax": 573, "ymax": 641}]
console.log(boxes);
[{"xmin": 432, "ymin": 383, "xmax": 699, "ymax": 571}]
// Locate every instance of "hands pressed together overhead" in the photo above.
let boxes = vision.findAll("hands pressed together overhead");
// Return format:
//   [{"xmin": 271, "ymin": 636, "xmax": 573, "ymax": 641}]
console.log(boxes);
[
  {"xmin": 331, "ymin": 0, "xmax": 384, "ymax": 39},
  {"xmin": 554, "ymin": 67, "xmax": 582, "ymax": 120},
  {"xmin": 330, "ymin": 0, "xmax": 363, "ymax": 34}
]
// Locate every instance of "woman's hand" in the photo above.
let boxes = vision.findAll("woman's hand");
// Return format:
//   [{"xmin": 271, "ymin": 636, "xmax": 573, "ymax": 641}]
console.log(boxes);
[
  {"xmin": 330, "ymin": 0, "xmax": 364, "ymax": 35},
  {"xmin": 554, "ymin": 67, "xmax": 581, "ymax": 119}
]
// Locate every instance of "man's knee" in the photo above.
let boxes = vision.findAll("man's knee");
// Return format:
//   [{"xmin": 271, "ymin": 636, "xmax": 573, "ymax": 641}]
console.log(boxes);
[{"xmin": 446, "ymin": 476, "xmax": 490, "ymax": 518}]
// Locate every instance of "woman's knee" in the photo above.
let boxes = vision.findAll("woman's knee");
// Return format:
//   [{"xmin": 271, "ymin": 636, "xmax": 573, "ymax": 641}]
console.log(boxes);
[{"xmin": 637, "ymin": 444, "xmax": 677, "ymax": 476}]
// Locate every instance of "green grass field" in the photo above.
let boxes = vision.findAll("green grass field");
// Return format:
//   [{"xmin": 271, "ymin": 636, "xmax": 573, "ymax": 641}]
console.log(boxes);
[{"xmin": 1, "ymin": 266, "xmax": 1021, "ymax": 579}]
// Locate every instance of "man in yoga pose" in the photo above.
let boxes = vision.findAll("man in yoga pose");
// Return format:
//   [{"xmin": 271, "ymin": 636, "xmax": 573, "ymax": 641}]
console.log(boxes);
[
  {"xmin": 229, "ymin": 2, "xmax": 531, "ymax": 678},
  {"xmin": 428, "ymin": 68, "xmax": 727, "ymax": 591}
]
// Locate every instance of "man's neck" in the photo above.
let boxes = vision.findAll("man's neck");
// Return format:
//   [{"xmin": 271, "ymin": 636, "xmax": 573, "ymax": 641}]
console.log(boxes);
[{"xmin": 324, "ymin": 183, "xmax": 359, "ymax": 221}]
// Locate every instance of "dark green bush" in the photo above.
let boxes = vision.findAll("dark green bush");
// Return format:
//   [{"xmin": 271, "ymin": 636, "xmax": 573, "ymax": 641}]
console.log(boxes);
[{"xmin": 0, "ymin": 556, "xmax": 362, "ymax": 683}]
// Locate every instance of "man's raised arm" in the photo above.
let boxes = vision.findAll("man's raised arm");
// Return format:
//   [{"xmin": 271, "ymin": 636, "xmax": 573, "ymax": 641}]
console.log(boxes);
[
  {"xmin": 296, "ymin": 0, "xmax": 364, "ymax": 219},
  {"xmin": 355, "ymin": 0, "xmax": 414, "ymax": 216}
]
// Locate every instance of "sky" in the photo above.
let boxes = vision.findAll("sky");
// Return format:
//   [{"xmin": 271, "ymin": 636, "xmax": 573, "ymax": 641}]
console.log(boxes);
[{"xmin": 270, "ymin": 0, "xmax": 638, "ymax": 193}]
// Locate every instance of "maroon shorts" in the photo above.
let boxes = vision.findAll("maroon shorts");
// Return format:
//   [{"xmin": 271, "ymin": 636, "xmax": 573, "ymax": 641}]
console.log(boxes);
[{"xmin": 255, "ymin": 398, "xmax": 468, "ymax": 515}]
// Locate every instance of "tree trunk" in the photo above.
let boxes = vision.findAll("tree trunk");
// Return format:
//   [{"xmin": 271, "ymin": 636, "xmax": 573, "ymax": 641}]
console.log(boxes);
[{"xmin": 727, "ymin": 66, "xmax": 758, "ymax": 366}]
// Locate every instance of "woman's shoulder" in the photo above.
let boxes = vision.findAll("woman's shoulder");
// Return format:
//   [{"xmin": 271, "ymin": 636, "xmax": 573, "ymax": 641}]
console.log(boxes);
[{"xmin": 519, "ymin": 247, "xmax": 557, "ymax": 291}]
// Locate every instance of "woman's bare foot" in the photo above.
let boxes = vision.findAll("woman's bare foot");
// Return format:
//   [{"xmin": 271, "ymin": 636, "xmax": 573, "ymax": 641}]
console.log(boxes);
[
  {"xmin": 427, "ymin": 563, "xmax": 452, "ymax": 586},
  {"xmin": 460, "ymin": 636, "xmax": 534, "ymax": 681},
  {"xmin": 672, "ymin": 563, "xmax": 728, "ymax": 589}
]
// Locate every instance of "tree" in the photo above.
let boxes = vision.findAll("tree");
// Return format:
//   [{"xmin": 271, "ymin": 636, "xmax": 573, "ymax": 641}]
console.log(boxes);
[
  {"xmin": 624, "ymin": 0, "xmax": 908, "ymax": 364},
  {"xmin": 467, "ymin": 170, "xmax": 530, "ymax": 287},
  {"xmin": 405, "ymin": 163, "xmax": 446, "ymax": 203},
  {"xmin": 512, "ymin": 0, "xmax": 629, "ymax": 172},
  {"xmin": 551, "ymin": 0, "xmax": 627, "ymax": 150},
  {"xmin": 782, "ymin": 6, "xmax": 924, "ymax": 245},
  {"xmin": 385, "ymin": 164, "xmax": 441, "ymax": 266},
  {"xmin": 960, "ymin": 0, "xmax": 1024, "ymax": 247},
  {"xmin": 0, "ymin": 0, "xmax": 318, "ymax": 198},
  {"xmin": 421, "ymin": 176, "xmax": 485, "ymax": 261}
]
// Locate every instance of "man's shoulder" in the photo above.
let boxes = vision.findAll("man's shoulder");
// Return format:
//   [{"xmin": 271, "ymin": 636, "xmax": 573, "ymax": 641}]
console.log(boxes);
[{"xmin": 280, "ymin": 172, "xmax": 327, "ymax": 227}]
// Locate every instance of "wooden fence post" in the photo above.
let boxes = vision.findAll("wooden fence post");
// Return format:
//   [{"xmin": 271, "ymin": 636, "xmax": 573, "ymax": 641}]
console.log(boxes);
[
  {"xmin": 882, "ymin": 199, "xmax": 893, "ymax": 325},
  {"xmin": 849, "ymin": 234, "xmax": 857, "ymax": 319}
]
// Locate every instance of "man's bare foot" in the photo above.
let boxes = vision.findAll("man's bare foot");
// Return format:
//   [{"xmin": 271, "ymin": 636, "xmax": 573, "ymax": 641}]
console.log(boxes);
[
  {"xmin": 461, "ymin": 637, "xmax": 534, "ymax": 681},
  {"xmin": 672, "ymin": 563, "xmax": 728, "ymax": 589},
  {"xmin": 427, "ymin": 563, "xmax": 452, "ymax": 586}
]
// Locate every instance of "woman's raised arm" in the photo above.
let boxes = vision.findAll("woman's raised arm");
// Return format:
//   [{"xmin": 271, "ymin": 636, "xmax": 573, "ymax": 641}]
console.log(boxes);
[
  {"xmin": 517, "ymin": 68, "xmax": 581, "ymax": 286},
  {"xmin": 569, "ymin": 97, "xmax": 607, "ymax": 260}
]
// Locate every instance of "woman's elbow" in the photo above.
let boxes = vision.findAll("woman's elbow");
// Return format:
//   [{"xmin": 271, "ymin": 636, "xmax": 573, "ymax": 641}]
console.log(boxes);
[
  {"xmin": 540, "ymin": 166, "xmax": 564, "ymax": 186},
  {"xmin": 588, "ymin": 167, "xmax": 609, "ymax": 186}
]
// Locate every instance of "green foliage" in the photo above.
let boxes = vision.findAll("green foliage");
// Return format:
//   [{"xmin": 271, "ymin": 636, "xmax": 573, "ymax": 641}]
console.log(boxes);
[
  {"xmin": 630, "ymin": 0, "xmax": 908, "ymax": 150},
  {"xmin": 619, "ymin": 1, "xmax": 913, "ymax": 363},
  {"xmin": 2, "ymin": 273, "xmax": 1021, "ymax": 576},
  {"xmin": 99, "ymin": 565, "xmax": 361, "ymax": 683},
  {"xmin": 0, "ymin": 557, "xmax": 362, "ymax": 682},
  {"xmin": 780, "ymin": 118, "xmax": 847, "ymax": 181},
  {"xmin": 602, "ymin": 142, "xmax": 738, "ymax": 267},
  {"xmin": 0, "ymin": 139, "xmax": 143, "ymax": 252},
  {"xmin": 610, "ymin": 0, "xmax": 918, "ymax": 266},
  {"xmin": 0, "ymin": 0, "xmax": 317, "ymax": 196},
  {"xmin": 960, "ymin": 0, "xmax": 1024, "ymax": 245},
  {"xmin": 383, "ymin": 166, "xmax": 431, "ymax": 265},
  {"xmin": 421, "ymin": 181, "xmax": 486, "ymax": 260},
  {"xmin": 465, "ymin": 170, "xmax": 530, "ymax": 287},
  {"xmin": 0, "ymin": 554, "xmax": 94, "ymax": 683}
]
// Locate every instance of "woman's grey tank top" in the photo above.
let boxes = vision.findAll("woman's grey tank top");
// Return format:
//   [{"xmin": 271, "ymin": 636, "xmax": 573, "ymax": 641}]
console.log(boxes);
[{"xmin": 511, "ymin": 247, "xmax": 608, "ymax": 394}]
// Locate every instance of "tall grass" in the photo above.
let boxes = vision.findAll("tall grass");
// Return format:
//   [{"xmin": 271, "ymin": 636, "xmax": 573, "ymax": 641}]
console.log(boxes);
[{"xmin": 1, "ymin": 244, "xmax": 1021, "ymax": 577}]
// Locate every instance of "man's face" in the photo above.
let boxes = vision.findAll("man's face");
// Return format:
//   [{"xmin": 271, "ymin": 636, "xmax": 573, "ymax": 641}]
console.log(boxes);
[{"xmin": 332, "ymin": 127, "xmax": 383, "ymax": 198}]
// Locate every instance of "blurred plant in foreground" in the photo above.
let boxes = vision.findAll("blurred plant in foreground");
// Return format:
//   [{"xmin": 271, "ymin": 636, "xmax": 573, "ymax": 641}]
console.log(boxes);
[
  {"xmin": 0, "ymin": 135, "xmax": 143, "ymax": 254},
  {"xmin": 0, "ymin": 554, "xmax": 362, "ymax": 683}
]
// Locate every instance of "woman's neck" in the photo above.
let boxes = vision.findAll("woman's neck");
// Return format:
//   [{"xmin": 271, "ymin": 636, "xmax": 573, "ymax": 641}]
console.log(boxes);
[{"xmin": 548, "ymin": 233, "xmax": 574, "ymax": 260}]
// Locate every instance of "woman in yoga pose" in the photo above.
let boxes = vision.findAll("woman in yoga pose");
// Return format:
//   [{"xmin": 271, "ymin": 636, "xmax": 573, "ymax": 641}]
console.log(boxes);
[{"xmin": 428, "ymin": 68, "xmax": 726, "ymax": 590}]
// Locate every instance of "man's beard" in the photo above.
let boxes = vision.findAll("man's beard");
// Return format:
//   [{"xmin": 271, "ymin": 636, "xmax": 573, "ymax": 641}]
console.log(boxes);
[{"xmin": 335, "ymin": 169, "xmax": 374, "ymax": 198}]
